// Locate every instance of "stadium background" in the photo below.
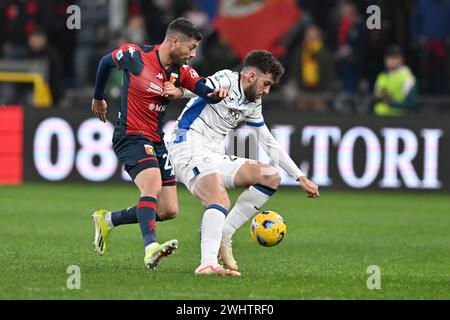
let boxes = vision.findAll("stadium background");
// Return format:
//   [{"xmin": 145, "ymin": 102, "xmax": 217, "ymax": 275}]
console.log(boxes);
[{"xmin": 1, "ymin": 0, "xmax": 450, "ymax": 300}]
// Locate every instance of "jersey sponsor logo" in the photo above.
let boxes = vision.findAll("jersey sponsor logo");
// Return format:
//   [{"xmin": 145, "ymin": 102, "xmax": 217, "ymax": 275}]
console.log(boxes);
[
  {"xmin": 224, "ymin": 108, "xmax": 241, "ymax": 125},
  {"xmin": 148, "ymin": 103, "xmax": 167, "ymax": 112},
  {"xmin": 146, "ymin": 81, "xmax": 163, "ymax": 94},
  {"xmin": 128, "ymin": 45, "xmax": 136, "ymax": 57},
  {"xmin": 156, "ymin": 72, "xmax": 164, "ymax": 80},
  {"xmin": 144, "ymin": 144, "xmax": 155, "ymax": 155},
  {"xmin": 189, "ymin": 69, "xmax": 199, "ymax": 79},
  {"xmin": 115, "ymin": 50, "xmax": 123, "ymax": 61}
]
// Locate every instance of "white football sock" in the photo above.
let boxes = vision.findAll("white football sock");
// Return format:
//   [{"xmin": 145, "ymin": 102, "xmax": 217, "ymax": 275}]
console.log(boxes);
[
  {"xmin": 200, "ymin": 205, "xmax": 228, "ymax": 266},
  {"xmin": 222, "ymin": 184, "xmax": 274, "ymax": 240},
  {"xmin": 104, "ymin": 212, "xmax": 115, "ymax": 229}
]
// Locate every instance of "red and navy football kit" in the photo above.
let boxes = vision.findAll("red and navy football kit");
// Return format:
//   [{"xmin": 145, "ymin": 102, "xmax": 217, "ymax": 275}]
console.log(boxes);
[{"xmin": 110, "ymin": 43, "xmax": 201, "ymax": 183}]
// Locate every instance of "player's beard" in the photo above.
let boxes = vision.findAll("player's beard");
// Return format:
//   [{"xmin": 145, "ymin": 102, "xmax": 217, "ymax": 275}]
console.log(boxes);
[
  {"xmin": 244, "ymin": 82, "xmax": 258, "ymax": 102},
  {"xmin": 170, "ymin": 51, "xmax": 187, "ymax": 66}
]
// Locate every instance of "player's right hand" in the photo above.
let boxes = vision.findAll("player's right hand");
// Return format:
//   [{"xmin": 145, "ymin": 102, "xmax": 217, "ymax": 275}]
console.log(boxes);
[
  {"xmin": 91, "ymin": 98, "xmax": 108, "ymax": 123},
  {"xmin": 207, "ymin": 88, "xmax": 229, "ymax": 99},
  {"xmin": 298, "ymin": 176, "xmax": 320, "ymax": 199},
  {"xmin": 163, "ymin": 82, "xmax": 184, "ymax": 99}
]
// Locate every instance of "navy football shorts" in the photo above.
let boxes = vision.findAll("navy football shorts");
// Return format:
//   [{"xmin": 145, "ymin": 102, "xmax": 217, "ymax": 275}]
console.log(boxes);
[{"xmin": 112, "ymin": 134, "xmax": 176, "ymax": 185}]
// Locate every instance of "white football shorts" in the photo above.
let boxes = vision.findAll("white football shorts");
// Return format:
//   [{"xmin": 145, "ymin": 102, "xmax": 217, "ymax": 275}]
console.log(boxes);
[{"xmin": 167, "ymin": 129, "xmax": 248, "ymax": 194}]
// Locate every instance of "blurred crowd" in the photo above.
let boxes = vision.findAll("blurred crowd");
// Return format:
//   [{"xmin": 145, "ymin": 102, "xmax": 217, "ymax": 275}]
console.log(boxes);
[{"xmin": 0, "ymin": 0, "xmax": 449, "ymax": 115}]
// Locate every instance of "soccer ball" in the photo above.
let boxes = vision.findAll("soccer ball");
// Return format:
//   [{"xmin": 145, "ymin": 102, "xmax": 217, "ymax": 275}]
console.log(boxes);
[{"xmin": 250, "ymin": 211, "xmax": 287, "ymax": 247}]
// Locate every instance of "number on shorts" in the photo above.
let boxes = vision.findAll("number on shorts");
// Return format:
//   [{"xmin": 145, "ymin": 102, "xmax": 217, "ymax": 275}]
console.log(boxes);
[{"xmin": 162, "ymin": 153, "xmax": 175, "ymax": 176}]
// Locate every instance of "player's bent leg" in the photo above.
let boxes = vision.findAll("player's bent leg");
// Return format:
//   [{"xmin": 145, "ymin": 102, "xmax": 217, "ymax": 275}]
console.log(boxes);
[
  {"xmin": 134, "ymin": 167, "xmax": 163, "ymax": 198},
  {"xmin": 134, "ymin": 168, "xmax": 178, "ymax": 268},
  {"xmin": 193, "ymin": 173, "xmax": 231, "ymax": 210},
  {"xmin": 193, "ymin": 173, "xmax": 238, "ymax": 275},
  {"xmin": 234, "ymin": 161, "xmax": 281, "ymax": 189},
  {"xmin": 220, "ymin": 162, "xmax": 281, "ymax": 271},
  {"xmin": 157, "ymin": 185, "xmax": 179, "ymax": 221}
]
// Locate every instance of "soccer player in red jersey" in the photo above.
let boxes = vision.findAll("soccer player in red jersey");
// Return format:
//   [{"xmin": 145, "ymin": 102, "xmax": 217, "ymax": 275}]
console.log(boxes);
[{"xmin": 90, "ymin": 18, "xmax": 228, "ymax": 269}]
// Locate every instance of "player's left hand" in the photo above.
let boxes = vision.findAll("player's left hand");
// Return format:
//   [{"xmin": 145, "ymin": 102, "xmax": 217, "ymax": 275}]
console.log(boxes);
[
  {"xmin": 163, "ymin": 82, "xmax": 184, "ymax": 99},
  {"xmin": 298, "ymin": 176, "xmax": 320, "ymax": 198}
]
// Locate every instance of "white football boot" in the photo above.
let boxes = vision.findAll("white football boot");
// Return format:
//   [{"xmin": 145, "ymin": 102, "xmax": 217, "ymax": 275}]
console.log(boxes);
[{"xmin": 218, "ymin": 238, "xmax": 238, "ymax": 271}]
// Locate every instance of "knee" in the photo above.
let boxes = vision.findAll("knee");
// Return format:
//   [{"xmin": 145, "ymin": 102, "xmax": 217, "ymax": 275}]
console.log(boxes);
[
  {"xmin": 141, "ymin": 185, "xmax": 162, "ymax": 198},
  {"xmin": 204, "ymin": 192, "xmax": 231, "ymax": 212},
  {"xmin": 258, "ymin": 166, "xmax": 281, "ymax": 189},
  {"xmin": 158, "ymin": 205, "xmax": 179, "ymax": 221}
]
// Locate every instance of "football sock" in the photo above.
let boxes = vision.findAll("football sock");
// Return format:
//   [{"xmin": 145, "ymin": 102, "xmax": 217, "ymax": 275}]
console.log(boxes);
[
  {"xmin": 109, "ymin": 207, "xmax": 138, "ymax": 227},
  {"xmin": 137, "ymin": 196, "xmax": 157, "ymax": 247},
  {"xmin": 108, "ymin": 206, "xmax": 164, "ymax": 227},
  {"xmin": 200, "ymin": 204, "xmax": 228, "ymax": 266},
  {"xmin": 222, "ymin": 184, "xmax": 276, "ymax": 240}
]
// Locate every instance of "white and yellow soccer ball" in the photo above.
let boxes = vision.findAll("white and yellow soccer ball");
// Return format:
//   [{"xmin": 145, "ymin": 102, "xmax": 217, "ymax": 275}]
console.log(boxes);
[{"xmin": 250, "ymin": 211, "xmax": 287, "ymax": 247}]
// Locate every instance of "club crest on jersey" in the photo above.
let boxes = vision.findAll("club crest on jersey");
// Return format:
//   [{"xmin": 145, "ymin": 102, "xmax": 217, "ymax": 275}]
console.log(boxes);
[
  {"xmin": 169, "ymin": 73, "xmax": 178, "ymax": 84},
  {"xmin": 156, "ymin": 72, "xmax": 164, "ymax": 80},
  {"xmin": 144, "ymin": 144, "xmax": 155, "ymax": 155},
  {"xmin": 147, "ymin": 82, "xmax": 163, "ymax": 94}
]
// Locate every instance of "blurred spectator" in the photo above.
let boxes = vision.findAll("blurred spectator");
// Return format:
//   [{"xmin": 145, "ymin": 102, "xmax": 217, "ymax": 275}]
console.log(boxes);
[
  {"xmin": 295, "ymin": 0, "xmax": 338, "ymax": 30},
  {"xmin": 328, "ymin": 0, "xmax": 365, "ymax": 93},
  {"xmin": 73, "ymin": 0, "xmax": 109, "ymax": 88},
  {"xmin": 363, "ymin": 26, "xmax": 392, "ymax": 93},
  {"xmin": 410, "ymin": 0, "xmax": 450, "ymax": 94},
  {"xmin": 45, "ymin": 1, "xmax": 75, "ymax": 85},
  {"xmin": 373, "ymin": 45, "xmax": 418, "ymax": 116},
  {"xmin": 124, "ymin": 14, "xmax": 148, "ymax": 44},
  {"xmin": 0, "ymin": 0, "xmax": 49, "ymax": 58},
  {"xmin": 139, "ymin": 0, "xmax": 193, "ymax": 43},
  {"xmin": 194, "ymin": 31, "xmax": 240, "ymax": 77},
  {"xmin": 287, "ymin": 25, "xmax": 335, "ymax": 112},
  {"xmin": 26, "ymin": 28, "xmax": 64, "ymax": 104}
]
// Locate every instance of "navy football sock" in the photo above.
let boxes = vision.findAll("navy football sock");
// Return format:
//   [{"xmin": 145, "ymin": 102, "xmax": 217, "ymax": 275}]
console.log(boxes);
[
  {"xmin": 137, "ymin": 197, "xmax": 157, "ymax": 246},
  {"xmin": 111, "ymin": 206, "xmax": 138, "ymax": 225},
  {"xmin": 111, "ymin": 206, "xmax": 164, "ymax": 226}
]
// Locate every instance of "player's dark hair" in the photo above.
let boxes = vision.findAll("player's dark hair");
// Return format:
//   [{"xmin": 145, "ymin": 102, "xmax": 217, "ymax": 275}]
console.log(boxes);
[
  {"xmin": 242, "ymin": 50, "xmax": 285, "ymax": 84},
  {"xmin": 166, "ymin": 18, "xmax": 202, "ymax": 41}
]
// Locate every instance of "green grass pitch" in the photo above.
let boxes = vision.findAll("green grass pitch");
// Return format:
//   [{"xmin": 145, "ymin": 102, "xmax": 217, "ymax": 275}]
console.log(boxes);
[{"xmin": 1, "ymin": 183, "xmax": 449, "ymax": 299}]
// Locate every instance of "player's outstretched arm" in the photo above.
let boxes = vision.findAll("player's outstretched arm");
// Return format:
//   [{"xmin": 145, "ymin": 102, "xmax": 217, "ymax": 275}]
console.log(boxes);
[
  {"xmin": 163, "ymin": 80, "xmax": 228, "ymax": 102},
  {"xmin": 253, "ymin": 124, "xmax": 320, "ymax": 198},
  {"xmin": 92, "ymin": 54, "xmax": 116, "ymax": 122},
  {"xmin": 193, "ymin": 79, "xmax": 228, "ymax": 103}
]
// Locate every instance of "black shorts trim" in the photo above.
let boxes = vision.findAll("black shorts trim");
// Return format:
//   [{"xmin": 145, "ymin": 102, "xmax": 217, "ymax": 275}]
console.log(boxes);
[{"xmin": 126, "ymin": 159, "xmax": 159, "ymax": 181}]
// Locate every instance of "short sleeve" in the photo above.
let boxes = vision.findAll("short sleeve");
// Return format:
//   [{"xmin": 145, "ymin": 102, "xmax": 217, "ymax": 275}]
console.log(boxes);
[
  {"xmin": 111, "ymin": 43, "xmax": 142, "ymax": 74},
  {"xmin": 205, "ymin": 69, "xmax": 234, "ymax": 91},
  {"xmin": 179, "ymin": 65, "xmax": 202, "ymax": 92}
]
